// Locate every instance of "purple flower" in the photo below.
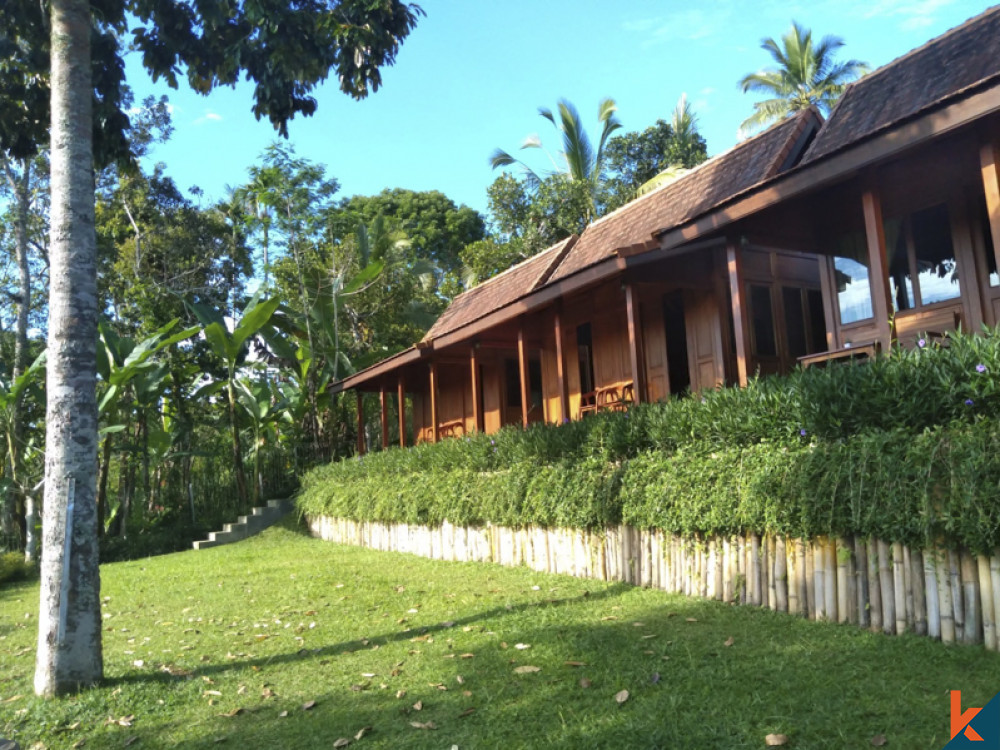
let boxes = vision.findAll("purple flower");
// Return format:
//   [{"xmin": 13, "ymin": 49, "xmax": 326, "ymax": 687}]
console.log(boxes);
[
  {"xmin": 799, "ymin": 428, "xmax": 807, "ymax": 437},
  {"xmin": 917, "ymin": 338, "xmax": 926, "ymax": 348},
  {"xmin": 977, "ymin": 363, "xmax": 987, "ymax": 373},
  {"xmin": 965, "ymin": 398, "xmax": 975, "ymax": 407},
  {"xmin": 490, "ymin": 439, "xmax": 495, "ymax": 445},
  {"xmin": 562, "ymin": 417, "xmax": 570, "ymax": 424}
]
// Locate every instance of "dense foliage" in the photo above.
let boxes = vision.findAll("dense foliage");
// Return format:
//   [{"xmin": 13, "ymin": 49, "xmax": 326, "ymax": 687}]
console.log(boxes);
[{"xmin": 299, "ymin": 329, "xmax": 1000, "ymax": 552}]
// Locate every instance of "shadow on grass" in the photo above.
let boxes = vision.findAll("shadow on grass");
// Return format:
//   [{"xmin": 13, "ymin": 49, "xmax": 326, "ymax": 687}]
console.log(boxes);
[
  {"xmin": 103, "ymin": 582, "xmax": 632, "ymax": 688},
  {"xmin": 96, "ymin": 598, "xmax": 993, "ymax": 750}
]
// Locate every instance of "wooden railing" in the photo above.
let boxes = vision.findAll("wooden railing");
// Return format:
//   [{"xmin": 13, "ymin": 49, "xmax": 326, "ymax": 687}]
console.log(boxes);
[{"xmin": 579, "ymin": 381, "xmax": 634, "ymax": 416}]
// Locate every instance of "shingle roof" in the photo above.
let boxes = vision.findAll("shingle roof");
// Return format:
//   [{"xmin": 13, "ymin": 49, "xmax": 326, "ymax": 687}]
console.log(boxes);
[
  {"xmin": 420, "ymin": 235, "xmax": 576, "ymax": 342},
  {"xmin": 802, "ymin": 6, "xmax": 1000, "ymax": 165},
  {"xmin": 547, "ymin": 109, "xmax": 820, "ymax": 281}
]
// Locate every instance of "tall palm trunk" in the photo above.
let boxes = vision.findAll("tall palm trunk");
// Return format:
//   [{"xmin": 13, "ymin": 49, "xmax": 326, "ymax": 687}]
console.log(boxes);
[
  {"xmin": 227, "ymin": 381, "xmax": 249, "ymax": 511},
  {"xmin": 35, "ymin": 0, "xmax": 103, "ymax": 695}
]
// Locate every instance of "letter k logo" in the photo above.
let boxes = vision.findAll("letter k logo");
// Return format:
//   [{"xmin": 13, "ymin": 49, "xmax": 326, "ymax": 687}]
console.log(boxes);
[{"xmin": 953, "ymin": 691, "xmax": 985, "ymax": 742}]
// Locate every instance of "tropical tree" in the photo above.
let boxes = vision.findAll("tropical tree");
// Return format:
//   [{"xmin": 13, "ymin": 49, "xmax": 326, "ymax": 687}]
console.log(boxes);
[
  {"xmin": 738, "ymin": 21, "xmax": 868, "ymax": 136},
  {"xmin": 491, "ymin": 98, "xmax": 622, "ymax": 223},
  {"xmin": 15, "ymin": 0, "xmax": 422, "ymax": 697}
]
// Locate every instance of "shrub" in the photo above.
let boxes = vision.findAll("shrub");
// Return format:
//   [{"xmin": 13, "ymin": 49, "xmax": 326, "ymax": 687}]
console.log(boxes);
[{"xmin": 0, "ymin": 551, "xmax": 36, "ymax": 585}]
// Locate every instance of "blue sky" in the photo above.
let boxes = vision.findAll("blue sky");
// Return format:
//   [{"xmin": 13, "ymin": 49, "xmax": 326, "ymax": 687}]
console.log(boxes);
[{"xmin": 128, "ymin": 0, "xmax": 992, "ymax": 218}]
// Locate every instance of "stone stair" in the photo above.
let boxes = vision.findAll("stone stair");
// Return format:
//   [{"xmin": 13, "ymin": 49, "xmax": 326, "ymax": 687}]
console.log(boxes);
[{"xmin": 193, "ymin": 499, "xmax": 294, "ymax": 550}]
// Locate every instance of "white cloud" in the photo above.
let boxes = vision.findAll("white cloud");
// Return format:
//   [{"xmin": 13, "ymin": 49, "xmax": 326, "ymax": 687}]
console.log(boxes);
[
  {"xmin": 193, "ymin": 110, "xmax": 223, "ymax": 125},
  {"xmin": 622, "ymin": 7, "xmax": 734, "ymax": 49},
  {"xmin": 862, "ymin": 0, "xmax": 956, "ymax": 30}
]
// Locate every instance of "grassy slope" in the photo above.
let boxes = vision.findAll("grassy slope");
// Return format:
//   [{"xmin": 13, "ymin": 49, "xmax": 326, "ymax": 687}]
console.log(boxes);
[{"xmin": 1, "ymin": 521, "xmax": 996, "ymax": 749}]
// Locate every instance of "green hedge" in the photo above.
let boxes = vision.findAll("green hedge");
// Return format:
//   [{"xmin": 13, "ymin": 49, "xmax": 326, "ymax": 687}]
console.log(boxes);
[{"xmin": 298, "ymin": 329, "xmax": 1000, "ymax": 552}]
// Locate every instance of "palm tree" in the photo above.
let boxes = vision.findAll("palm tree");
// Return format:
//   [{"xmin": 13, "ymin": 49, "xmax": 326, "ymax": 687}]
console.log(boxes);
[
  {"xmin": 490, "ymin": 98, "xmax": 622, "ymax": 221},
  {"xmin": 738, "ymin": 21, "xmax": 867, "ymax": 136}
]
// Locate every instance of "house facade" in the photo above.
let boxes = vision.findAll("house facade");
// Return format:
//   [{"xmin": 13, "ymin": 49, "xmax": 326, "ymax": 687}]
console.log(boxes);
[{"xmin": 335, "ymin": 7, "xmax": 1000, "ymax": 452}]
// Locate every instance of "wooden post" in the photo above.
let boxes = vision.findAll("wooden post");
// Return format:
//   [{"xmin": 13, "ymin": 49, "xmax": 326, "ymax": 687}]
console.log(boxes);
[
  {"xmin": 517, "ymin": 324, "xmax": 530, "ymax": 429},
  {"xmin": 624, "ymin": 283, "xmax": 646, "ymax": 403},
  {"xmin": 470, "ymin": 345, "xmax": 483, "ymax": 433},
  {"xmin": 861, "ymin": 186, "xmax": 895, "ymax": 349},
  {"xmin": 979, "ymin": 138, "xmax": 1000, "ymax": 279},
  {"xmin": 429, "ymin": 360, "xmax": 439, "ymax": 443},
  {"xmin": 726, "ymin": 238, "xmax": 751, "ymax": 387},
  {"xmin": 553, "ymin": 306, "xmax": 570, "ymax": 421},
  {"xmin": 379, "ymin": 385, "xmax": 389, "ymax": 450},
  {"xmin": 355, "ymin": 390, "xmax": 365, "ymax": 456},
  {"xmin": 397, "ymin": 373, "xmax": 406, "ymax": 448}
]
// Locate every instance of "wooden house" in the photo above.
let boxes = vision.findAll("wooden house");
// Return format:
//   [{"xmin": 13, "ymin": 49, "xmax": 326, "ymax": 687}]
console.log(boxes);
[{"xmin": 333, "ymin": 7, "xmax": 1000, "ymax": 452}]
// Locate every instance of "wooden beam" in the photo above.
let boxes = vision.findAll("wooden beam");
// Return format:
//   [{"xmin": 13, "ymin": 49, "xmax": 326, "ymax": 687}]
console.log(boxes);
[
  {"xmin": 553, "ymin": 307, "xmax": 569, "ymax": 422},
  {"xmin": 355, "ymin": 390, "xmax": 365, "ymax": 456},
  {"xmin": 429, "ymin": 361, "xmax": 439, "ymax": 443},
  {"xmin": 517, "ymin": 325, "xmax": 530, "ymax": 429},
  {"xmin": 379, "ymin": 385, "xmax": 389, "ymax": 450},
  {"xmin": 624, "ymin": 283, "xmax": 646, "ymax": 403},
  {"xmin": 726, "ymin": 239, "xmax": 752, "ymax": 387},
  {"xmin": 470, "ymin": 346, "xmax": 483, "ymax": 433},
  {"xmin": 861, "ymin": 186, "xmax": 895, "ymax": 349},
  {"xmin": 980, "ymin": 138, "xmax": 1000, "ymax": 286},
  {"xmin": 397, "ymin": 374, "xmax": 406, "ymax": 448}
]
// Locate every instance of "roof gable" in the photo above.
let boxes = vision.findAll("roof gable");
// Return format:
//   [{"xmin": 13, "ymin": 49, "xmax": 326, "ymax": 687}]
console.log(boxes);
[
  {"xmin": 421, "ymin": 235, "xmax": 576, "ymax": 342},
  {"xmin": 547, "ymin": 109, "xmax": 821, "ymax": 282},
  {"xmin": 802, "ymin": 7, "xmax": 1000, "ymax": 165}
]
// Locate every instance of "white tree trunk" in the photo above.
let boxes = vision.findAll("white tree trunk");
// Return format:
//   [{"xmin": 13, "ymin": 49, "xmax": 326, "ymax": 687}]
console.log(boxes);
[{"xmin": 35, "ymin": 0, "xmax": 103, "ymax": 696}]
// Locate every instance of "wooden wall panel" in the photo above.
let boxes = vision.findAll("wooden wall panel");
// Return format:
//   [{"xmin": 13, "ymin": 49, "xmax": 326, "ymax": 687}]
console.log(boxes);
[
  {"xmin": 540, "ymin": 343, "xmax": 562, "ymax": 424},
  {"xmin": 411, "ymin": 392, "xmax": 430, "ymax": 443},
  {"xmin": 685, "ymin": 289, "xmax": 725, "ymax": 392},
  {"xmin": 481, "ymin": 358, "xmax": 503, "ymax": 434},
  {"xmin": 565, "ymin": 326, "xmax": 582, "ymax": 419},
  {"xmin": 641, "ymin": 298, "xmax": 670, "ymax": 402}
]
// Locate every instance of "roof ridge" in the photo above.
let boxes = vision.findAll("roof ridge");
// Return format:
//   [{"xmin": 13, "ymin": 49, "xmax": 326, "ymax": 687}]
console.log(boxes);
[
  {"xmin": 837, "ymin": 6, "xmax": 1000, "ymax": 93},
  {"xmin": 445, "ymin": 235, "xmax": 575, "ymax": 305}
]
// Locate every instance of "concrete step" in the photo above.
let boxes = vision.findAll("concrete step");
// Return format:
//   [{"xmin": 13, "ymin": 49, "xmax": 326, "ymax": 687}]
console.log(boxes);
[{"xmin": 193, "ymin": 498, "xmax": 293, "ymax": 550}]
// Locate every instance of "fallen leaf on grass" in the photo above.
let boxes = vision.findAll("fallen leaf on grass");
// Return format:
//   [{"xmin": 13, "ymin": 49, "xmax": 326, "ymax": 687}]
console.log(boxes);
[
  {"xmin": 765, "ymin": 734, "xmax": 789, "ymax": 746},
  {"xmin": 361, "ymin": 672, "xmax": 376, "ymax": 678},
  {"xmin": 871, "ymin": 735, "xmax": 887, "ymax": 747},
  {"xmin": 124, "ymin": 737, "xmax": 139, "ymax": 747},
  {"xmin": 514, "ymin": 643, "xmax": 531, "ymax": 650},
  {"xmin": 203, "ymin": 690, "xmax": 222, "ymax": 697},
  {"xmin": 301, "ymin": 700, "xmax": 317, "ymax": 711},
  {"xmin": 333, "ymin": 739, "xmax": 351, "ymax": 748},
  {"xmin": 354, "ymin": 727, "xmax": 372, "ymax": 741},
  {"xmin": 564, "ymin": 660, "xmax": 587, "ymax": 667},
  {"xmin": 456, "ymin": 675, "xmax": 465, "ymax": 684},
  {"xmin": 459, "ymin": 653, "xmax": 475, "ymax": 659},
  {"xmin": 513, "ymin": 665, "xmax": 540, "ymax": 674},
  {"xmin": 132, "ymin": 660, "xmax": 144, "ymax": 668},
  {"xmin": 579, "ymin": 678, "xmax": 592, "ymax": 688},
  {"xmin": 651, "ymin": 673, "xmax": 661, "ymax": 684},
  {"xmin": 458, "ymin": 707, "xmax": 476, "ymax": 718},
  {"xmin": 685, "ymin": 618, "xmax": 698, "ymax": 623},
  {"xmin": 218, "ymin": 708, "xmax": 244, "ymax": 718},
  {"xmin": 724, "ymin": 637, "xmax": 735, "ymax": 647},
  {"xmin": 278, "ymin": 711, "xmax": 288, "ymax": 718},
  {"xmin": 412, "ymin": 700, "xmax": 423, "ymax": 711},
  {"xmin": 614, "ymin": 690, "xmax": 630, "ymax": 704},
  {"xmin": 600, "ymin": 616, "xmax": 618, "ymax": 621},
  {"xmin": 410, "ymin": 721, "xmax": 437, "ymax": 730},
  {"xmin": 396, "ymin": 690, "xmax": 407, "ymax": 699}
]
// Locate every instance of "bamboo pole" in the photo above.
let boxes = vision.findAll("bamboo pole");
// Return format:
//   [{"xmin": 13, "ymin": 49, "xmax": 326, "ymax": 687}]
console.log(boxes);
[
  {"xmin": 854, "ymin": 538, "xmax": 869, "ymax": 628},
  {"xmin": 991, "ymin": 554, "xmax": 1000, "ymax": 649},
  {"xmin": 961, "ymin": 551, "xmax": 980, "ymax": 645},
  {"xmin": 892, "ymin": 542, "xmax": 906, "ymax": 635},
  {"xmin": 812, "ymin": 540, "xmax": 825, "ymax": 621},
  {"xmin": 837, "ymin": 539, "xmax": 850, "ymax": 624},
  {"xmin": 775, "ymin": 537, "xmax": 788, "ymax": 613},
  {"xmin": 923, "ymin": 548, "xmax": 940, "ymax": 639},
  {"xmin": 948, "ymin": 549, "xmax": 964, "ymax": 643},
  {"xmin": 766, "ymin": 535, "xmax": 777, "ymax": 611},
  {"xmin": 824, "ymin": 538, "xmax": 838, "ymax": 623},
  {"xmin": 796, "ymin": 540, "xmax": 808, "ymax": 618},
  {"xmin": 910, "ymin": 548, "xmax": 926, "ymax": 636},
  {"xmin": 978, "ymin": 554, "xmax": 995, "ymax": 651},
  {"xmin": 867, "ymin": 539, "xmax": 882, "ymax": 633},
  {"xmin": 877, "ymin": 540, "xmax": 895, "ymax": 635},
  {"xmin": 737, "ymin": 536, "xmax": 747, "ymax": 604},
  {"xmin": 805, "ymin": 541, "xmax": 816, "ymax": 619},
  {"xmin": 751, "ymin": 534, "xmax": 762, "ymax": 607},
  {"xmin": 902, "ymin": 546, "xmax": 914, "ymax": 630},
  {"xmin": 937, "ymin": 548, "xmax": 956, "ymax": 644},
  {"xmin": 786, "ymin": 539, "xmax": 798, "ymax": 615}
]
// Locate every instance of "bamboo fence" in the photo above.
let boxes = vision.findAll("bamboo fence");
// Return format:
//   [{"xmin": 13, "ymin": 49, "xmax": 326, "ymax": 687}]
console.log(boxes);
[{"xmin": 307, "ymin": 516, "xmax": 1000, "ymax": 648}]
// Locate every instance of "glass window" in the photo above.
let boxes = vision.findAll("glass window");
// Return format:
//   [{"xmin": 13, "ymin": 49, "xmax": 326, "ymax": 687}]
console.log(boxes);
[
  {"xmin": 979, "ymin": 198, "xmax": 999, "ymax": 287},
  {"xmin": 576, "ymin": 323, "xmax": 595, "ymax": 394},
  {"xmin": 750, "ymin": 285, "xmax": 776, "ymax": 357},
  {"xmin": 912, "ymin": 204, "xmax": 959, "ymax": 305},
  {"xmin": 885, "ymin": 217, "xmax": 915, "ymax": 311},
  {"xmin": 832, "ymin": 231, "xmax": 873, "ymax": 325},
  {"xmin": 807, "ymin": 289, "xmax": 827, "ymax": 353},
  {"xmin": 782, "ymin": 287, "xmax": 808, "ymax": 359}
]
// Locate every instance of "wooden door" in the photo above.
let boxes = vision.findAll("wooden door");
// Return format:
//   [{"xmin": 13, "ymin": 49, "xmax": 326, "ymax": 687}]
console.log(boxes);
[
  {"xmin": 684, "ymin": 289, "xmax": 725, "ymax": 392},
  {"xmin": 641, "ymin": 298, "xmax": 670, "ymax": 402}
]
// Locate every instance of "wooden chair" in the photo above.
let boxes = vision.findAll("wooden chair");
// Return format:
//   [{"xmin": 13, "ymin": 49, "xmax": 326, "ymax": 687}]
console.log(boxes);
[
  {"xmin": 797, "ymin": 342, "xmax": 879, "ymax": 369},
  {"xmin": 438, "ymin": 419, "xmax": 465, "ymax": 439}
]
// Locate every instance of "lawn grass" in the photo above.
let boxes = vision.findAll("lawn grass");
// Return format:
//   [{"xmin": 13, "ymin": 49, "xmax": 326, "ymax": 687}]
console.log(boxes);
[{"xmin": 2, "ymin": 519, "xmax": 997, "ymax": 749}]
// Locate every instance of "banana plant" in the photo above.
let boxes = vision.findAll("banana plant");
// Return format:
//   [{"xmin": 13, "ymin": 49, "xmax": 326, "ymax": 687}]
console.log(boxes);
[
  {"xmin": 188, "ymin": 293, "xmax": 281, "ymax": 510},
  {"xmin": 234, "ymin": 377, "xmax": 290, "ymax": 505},
  {"xmin": 96, "ymin": 319, "xmax": 199, "ymax": 536}
]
